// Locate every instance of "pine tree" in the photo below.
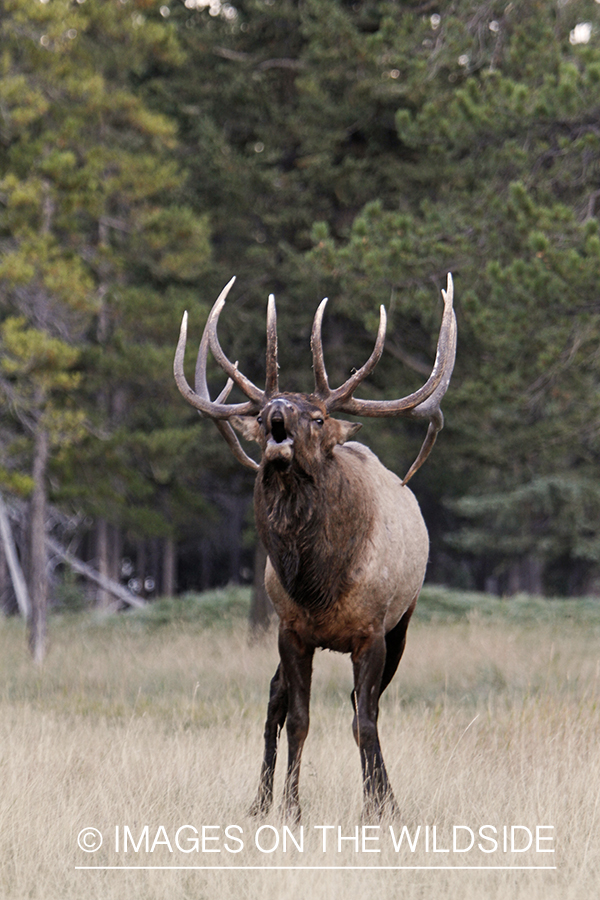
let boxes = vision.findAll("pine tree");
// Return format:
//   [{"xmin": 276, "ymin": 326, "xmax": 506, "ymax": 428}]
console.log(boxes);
[
  {"xmin": 0, "ymin": 0, "xmax": 212, "ymax": 652},
  {"xmin": 305, "ymin": 1, "xmax": 600, "ymax": 591},
  {"xmin": 157, "ymin": 0, "xmax": 600, "ymax": 594}
]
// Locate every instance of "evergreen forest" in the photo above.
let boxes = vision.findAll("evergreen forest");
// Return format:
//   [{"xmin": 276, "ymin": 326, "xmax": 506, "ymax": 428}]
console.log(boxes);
[{"xmin": 1, "ymin": 0, "xmax": 600, "ymax": 658}]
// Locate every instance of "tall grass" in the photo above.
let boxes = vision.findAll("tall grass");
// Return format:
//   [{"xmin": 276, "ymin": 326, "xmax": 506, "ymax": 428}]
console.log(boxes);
[{"xmin": 0, "ymin": 586, "xmax": 599, "ymax": 899}]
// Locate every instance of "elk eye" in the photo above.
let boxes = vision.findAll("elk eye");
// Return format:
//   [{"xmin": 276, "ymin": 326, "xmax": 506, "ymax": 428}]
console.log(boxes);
[
  {"xmin": 257, "ymin": 416, "xmax": 262, "ymax": 425},
  {"xmin": 315, "ymin": 418, "xmax": 324, "ymax": 426}
]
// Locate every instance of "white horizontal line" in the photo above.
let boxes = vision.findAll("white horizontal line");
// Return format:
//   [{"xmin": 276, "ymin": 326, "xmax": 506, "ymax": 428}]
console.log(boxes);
[{"xmin": 75, "ymin": 865, "xmax": 557, "ymax": 871}]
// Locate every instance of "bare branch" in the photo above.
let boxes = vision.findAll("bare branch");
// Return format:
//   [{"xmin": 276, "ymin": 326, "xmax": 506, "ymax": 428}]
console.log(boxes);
[
  {"xmin": 46, "ymin": 536, "xmax": 146, "ymax": 609},
  {"xmin": 213, "ymin": 46, "xmax": 306, "ymax": 72}
]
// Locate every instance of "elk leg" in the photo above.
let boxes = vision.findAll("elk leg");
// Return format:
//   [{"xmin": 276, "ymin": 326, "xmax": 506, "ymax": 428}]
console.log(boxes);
[
  {"xmin": 351, "ymin": 631, "xmax": 397, "ymax": 818},
  {"xmin": 350, "ymin": 605, "xmax": 414, "ymax": 712},
  {"xmin": 379, "ymin": 601, "xmax": 415, "ymax": 697},
  {"xmin": 278, "ymin": 628, "xmax": 314, "ymax": 823},
  {"xmin": 249, "ymin": 663, "xmax": 288, "ymax": 816}
]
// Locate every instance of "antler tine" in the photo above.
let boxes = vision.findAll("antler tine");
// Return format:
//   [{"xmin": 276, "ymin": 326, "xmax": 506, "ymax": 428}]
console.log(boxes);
[
  {"xmin": 265, "ymin": 293, "xmax": 279, "ymax": 396},
  {"xmin": 194, "ymin": 322, "xmax": 259, "ymax": 472},
  {"xmin": 405, "ymin": 278, "xmax": 457, "ymax": 420},
  {"xmin": 194, "ymin": 315, "xmax": 223, "ymax": 400},
  {"xmin": 173, "ymin": 285, "xmax": 259, "ymax": 419},
  {"xmin": 400, "ymin": 282, "xmax": 457, "ymax": 483},
  {"xmin": 206, "ymin": 278, "xmax": 265, "ymax": 405},
  {"xmin": 213, "ymin": 420, "xmax": 260, "ymax": 471},
  {"xmin": 325, "ymin": 305, "xmax": 387, "ymax": 408},
  {"xmin": 400, "ymin": 417, "xmax": 441, "ymax": 486},
  {"xmin": 402, "ymin": 316, "xmax": 457, "ymax": 484},
  {"xmin": 328, "ymin": 273, "xmax": 456, "ymax": 417},
  {"xmin": 311, "ymin": 297, "xmax": 331, "ymax": 398}
]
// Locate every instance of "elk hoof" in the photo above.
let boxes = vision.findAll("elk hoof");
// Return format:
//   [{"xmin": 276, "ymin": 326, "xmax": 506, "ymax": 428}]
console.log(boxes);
[
  {"xmin": 280, "ymin": 800, "xmax": 302, "ymax": 825},
  {"xmin": 248, "ymin": 793, "xmax": 272, "ymax": 818},
  {"xmin": 361, "ymin": 793, "xmax": 400, "ymax": 824}
]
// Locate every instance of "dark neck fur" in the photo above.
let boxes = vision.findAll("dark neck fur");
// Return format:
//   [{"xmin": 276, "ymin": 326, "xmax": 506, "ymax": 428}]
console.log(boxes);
[{"xmin": 255, "ymin": 458, "xmax": 372, "ymax": 613}]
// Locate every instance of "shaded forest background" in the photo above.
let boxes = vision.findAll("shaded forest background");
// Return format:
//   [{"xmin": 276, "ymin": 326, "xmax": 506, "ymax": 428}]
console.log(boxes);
[{"xmin": 1, "ymin": 0, "xmax": 600, "ymax": 654}]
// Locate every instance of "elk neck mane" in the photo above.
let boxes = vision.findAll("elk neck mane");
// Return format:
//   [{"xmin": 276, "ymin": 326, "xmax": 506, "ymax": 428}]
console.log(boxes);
[{"xmin": 254, "ymin": 447, "xmax": 374, "ymax": 614}]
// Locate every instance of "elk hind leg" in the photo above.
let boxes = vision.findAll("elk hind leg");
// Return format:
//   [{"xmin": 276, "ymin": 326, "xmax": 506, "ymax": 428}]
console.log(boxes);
[
  {"xmin": 249, "ymin": 663, "xmax": 288, "ymax": 816},
  {"xmin": 351, "ymin": 632, "xmax": 397, "ymax": 819},
  {"xmin": 379, "ymin": 601, "xmax": 416, "ymax": 697}
]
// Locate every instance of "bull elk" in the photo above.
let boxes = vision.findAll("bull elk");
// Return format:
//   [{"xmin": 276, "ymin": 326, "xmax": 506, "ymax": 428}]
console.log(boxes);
[{"xmin": 174, "ymin": 275, "xmax": 456, "ymax": 821}]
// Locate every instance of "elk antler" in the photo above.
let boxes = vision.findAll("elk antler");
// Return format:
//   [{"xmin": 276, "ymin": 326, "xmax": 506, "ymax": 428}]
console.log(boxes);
[
  {"xmin": 265, "ymin": 293, "xmax": 279, "ymax": 396},
  {"xmin": 193, "ymin": 296, "xmax": 260, "ymax": 472},
  {"xmin": 311, "ymin": 299, "xmax": 388, "ymax": 402},
  {"xmin": 175, "ymin": 275, "xmax": 456, "ymax": 481},
  {"xmin": 173, "ymin": 277, "xmax": 262, "ymax": 470},
  {"xmin": 202, "ymin": 278, "xmax": 265, "ymax": 405},
  {"xmin": 310, "ymin": 274, "xmax": 457, "ymax": 484},
  {"xmin": 173, "ymin": 278, "xmax": 263, "ymax": 419}
]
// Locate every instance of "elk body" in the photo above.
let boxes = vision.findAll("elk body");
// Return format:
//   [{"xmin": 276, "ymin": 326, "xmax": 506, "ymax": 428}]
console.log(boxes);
[{"xmin": 174, "ymin": 276, "xmax": 456, "ymax": 821}]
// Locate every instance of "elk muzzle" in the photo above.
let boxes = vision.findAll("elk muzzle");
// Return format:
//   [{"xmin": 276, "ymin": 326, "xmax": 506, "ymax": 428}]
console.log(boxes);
[{"xmin": 264, "ymin": 400, "xmax": 295, "ymax": 467}]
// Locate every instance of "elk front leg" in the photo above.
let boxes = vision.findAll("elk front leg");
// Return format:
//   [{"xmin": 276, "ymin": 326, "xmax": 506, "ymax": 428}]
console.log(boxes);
[
  {"xmin": 351, "ymin": 630, "xmax": 398, "ymax": 819},
  {"xmin": 249, "ymin": 663, "xmax": 288, "ymax": 816},
  {"xmin": 278, "ymin": 627, "xmax": 314, "ymax": 823}
]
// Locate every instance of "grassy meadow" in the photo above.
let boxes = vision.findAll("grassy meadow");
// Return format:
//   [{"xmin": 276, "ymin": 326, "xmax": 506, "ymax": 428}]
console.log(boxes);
[{"xmin": 1, "ymin": 585, "xmax": 599, "ymax": 899}]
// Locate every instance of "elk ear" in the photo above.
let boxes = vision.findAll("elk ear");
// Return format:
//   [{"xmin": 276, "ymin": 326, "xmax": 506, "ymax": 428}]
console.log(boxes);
[
  {"xmin": 329, "ymin": 418, "xmax": 362, "ymax": 447},
  {"xmin": 336, "ymin": 419, "xmax": 362, "ymax": 444},
  {"xmin": 231, "ymin": 415, "xmax": 262, "ymax": 443}
]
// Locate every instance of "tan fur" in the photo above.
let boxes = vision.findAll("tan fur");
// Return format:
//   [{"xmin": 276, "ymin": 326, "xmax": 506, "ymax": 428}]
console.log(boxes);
[{"xmin": 264, "ymin": 440, "xmax": 428, "ymax": 653}]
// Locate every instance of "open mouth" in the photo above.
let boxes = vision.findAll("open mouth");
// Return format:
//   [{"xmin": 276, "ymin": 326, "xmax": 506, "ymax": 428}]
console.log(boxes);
[
  {"xmin": 265, "ymin": 414, "xmax": 293, "ymax": 468},
  {"xmin": 270, "ymin": 416, "xmax": 288, "ymax": 443}
]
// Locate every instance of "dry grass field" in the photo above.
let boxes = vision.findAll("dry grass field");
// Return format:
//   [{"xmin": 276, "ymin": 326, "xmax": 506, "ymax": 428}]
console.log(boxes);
[{"xmin": 1, "ymin": 586, "xmax": 599, "ymax": 900}]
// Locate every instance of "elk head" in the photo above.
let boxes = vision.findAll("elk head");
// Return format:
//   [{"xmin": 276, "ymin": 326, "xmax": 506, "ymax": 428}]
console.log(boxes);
[
  {"xmin": 174, "ymin": 276, "xmax": 457, "ymax": 484},
  {"xmin": 229, "ymin": 394, "xmax": 361, "ymax": 480}
]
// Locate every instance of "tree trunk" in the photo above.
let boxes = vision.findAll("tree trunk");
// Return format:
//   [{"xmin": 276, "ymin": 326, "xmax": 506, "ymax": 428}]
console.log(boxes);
[
  {"xmin": 505, "ymin": 556, "xmax": 544, "ymax": 596},
  {"xmin": 249, "ymin": 540, "xmax": 273, "ymax": 638},
  {"xmin": 95, "ymin": 517, "xmax": 111, "ymax": 608},
  {"xmin": 0, "ymin": 540, "xmax": 6, "ymax": 613},
  {"xmin": 28, "ymin": 426, "xmax": 49, "ymax": 664},
  {"xmin": 136, "ymin": 538, "xmax": 147, "ymax": 596},
  {"xmin": 0, "ymin": 492, "xmax": 30, "ymax": 617},
  {"xmin": 109, "ymin": 524, "xmax": 122, "ymax": 584},
  {"xmin": 522, "ymin": 555, "xmax": 543, "ymax": 596},
  {"xmin": 162, "ymin": 536, "xmax": 176, "ymax": 597}
]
